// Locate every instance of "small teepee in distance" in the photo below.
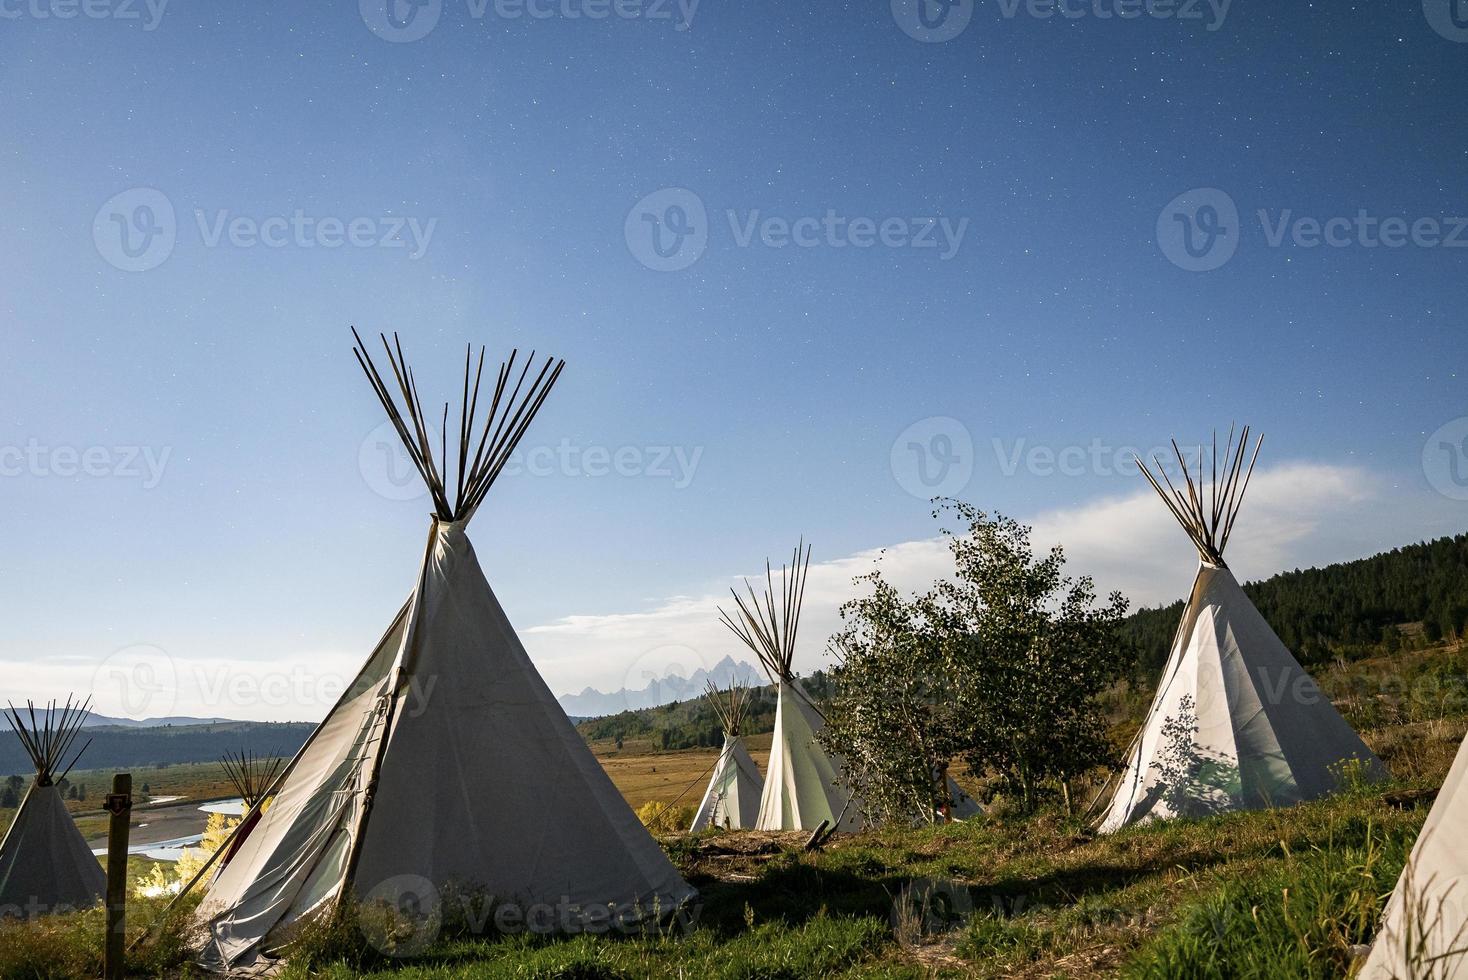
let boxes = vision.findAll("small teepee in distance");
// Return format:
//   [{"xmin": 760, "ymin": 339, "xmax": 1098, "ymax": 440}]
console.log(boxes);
[
  {"xmin": 690, "ymin": 680, "xmax": 763, "ymax": 831},
  {"xmin": 1097, "ymin": 426, "xmax": 1386, "ymax": 832},
  {"xmin": 0, "ymin": 697, "xmax": 106, "ymax": 917},
  {"xmin": 193, "ymin": 331, "xmax": 694, "ymax": 969},
  {"xmin": 213, "ymin": 750, "xmax": 284, "ymax": 873},
  {"xmin": 721, "ymin": 542, "xmax": 862, "ymax": 833}
]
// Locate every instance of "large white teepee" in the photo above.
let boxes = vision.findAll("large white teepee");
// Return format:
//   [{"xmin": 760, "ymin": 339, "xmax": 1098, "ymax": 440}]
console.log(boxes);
[
  {"xmin": 0, "ymin": 697, "xmax": 106, "ymax": 918},
  {"xmin": 1360, "ymin": 733, "xmax": 1468, "ymax": 979},
  {"xmin": 192, "ymin": 332, "xmax": 695, "ymax": 969},
  {"xmin": 1098, "ymin": 427, "xmax": 1386, "ymax": 833},
  {"xmin": 689, "ymin": 681, "xmax": 763, "ymax": 831},
  {"xmin": 721, "ymin": 543, "xmax": 863, "ymax": 833}
]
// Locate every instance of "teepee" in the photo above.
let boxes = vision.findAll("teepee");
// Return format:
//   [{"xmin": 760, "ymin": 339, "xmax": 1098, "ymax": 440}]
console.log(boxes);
[
  {"xmin": 191, "ymin": 332, "xmax": 694, "ymax": 969},
  {"xmin": 1359, "ymin": 732, "xmax": 1468, "ymax": 978},
  {"xmin": 1097, "ymin": 427, "xmax": 1386, "ymax": 832},
  {"xmin": 0, "ymin": 697, "xmax": 106, "ymax": 918},
  {"xmin": 212, "ymin": 750, "xmax": 284, "ymax": 873},
  {"xmin": 721, "ymin": 543, "xmax": 862, "ymax": 833},
  {"xmin": 689, "ymin": 681, "xmax": 763, "ymax": 831}
]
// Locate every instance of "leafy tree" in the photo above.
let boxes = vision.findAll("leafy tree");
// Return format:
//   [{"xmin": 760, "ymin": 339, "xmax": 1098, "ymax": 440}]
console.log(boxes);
[
  {"xmin": 0, "ymin": 785, "xmax": 18, "ymax": 808},
  {"xmin": 824, "ymin": 501, "xmax": 1129, "ymax": 817},
  {"xmin": 826, "ymin": 573, "xmax": 971, "ymax": 824},
  {"xmin": 932, "ymin": 502, "xmax": 1130, "ymax": 812}
]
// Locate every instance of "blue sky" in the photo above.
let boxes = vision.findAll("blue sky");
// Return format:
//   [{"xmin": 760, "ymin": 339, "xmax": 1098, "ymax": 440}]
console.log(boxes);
[{"xmin": 2, "ymin": 0, "xmax": 1466, "ymax": 720}]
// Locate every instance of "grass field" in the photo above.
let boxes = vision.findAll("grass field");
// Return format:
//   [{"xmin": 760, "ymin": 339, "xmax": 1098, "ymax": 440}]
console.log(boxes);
[{"xmin": 1, "ymin": 643, "xmax": 1464, "ymax": 978}]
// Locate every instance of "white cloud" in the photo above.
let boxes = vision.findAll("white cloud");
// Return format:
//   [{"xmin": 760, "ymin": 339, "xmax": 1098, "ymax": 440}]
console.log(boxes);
[
  {"xmin": 7, "ymin": 460, "xmax": 1460, "ymax": 721},
  {"xmin": 522, "ymin": 462, "xmax": 1396, "ymax": 695}
]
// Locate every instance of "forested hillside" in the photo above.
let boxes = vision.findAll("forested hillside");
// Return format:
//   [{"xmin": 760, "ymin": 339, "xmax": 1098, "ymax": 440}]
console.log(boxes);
[
  {"xmin": 577, "ymin": 673, "xmax": 837, "ymax": 748},
  {"xmin": 0, "ymin": 720, "xmax": 313, "ymax": 779},
  {"xmin": 1122, "ymin": 533, "xmax": 1468, "ymax": 672}
]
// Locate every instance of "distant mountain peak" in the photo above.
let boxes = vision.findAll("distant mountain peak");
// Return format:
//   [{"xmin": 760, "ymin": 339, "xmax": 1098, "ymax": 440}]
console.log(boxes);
[{"xmin": 556, "ymin": 657, "xmax": 765, "ymax": 719}]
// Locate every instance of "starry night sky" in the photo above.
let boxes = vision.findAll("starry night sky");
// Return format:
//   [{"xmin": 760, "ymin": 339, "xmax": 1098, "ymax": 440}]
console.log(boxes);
[{"xmin": 1, "ymin": 0, "xmax": 1465, "ymax": 712}]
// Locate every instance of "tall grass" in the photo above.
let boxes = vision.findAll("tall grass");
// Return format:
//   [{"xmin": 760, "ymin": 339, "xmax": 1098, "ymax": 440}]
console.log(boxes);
[
  {"xmin": 1122, "ymin": 820, "xmax": 1408, "ymax": 979},
  {"xmin": 0, "ymin": 894, "xmax": 201, "ymax": 980}
]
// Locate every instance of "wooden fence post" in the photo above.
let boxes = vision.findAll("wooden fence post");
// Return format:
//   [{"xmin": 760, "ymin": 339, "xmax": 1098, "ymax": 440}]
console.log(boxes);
[{"xmin": 104, "ymin": 773, "xmax": 132, "ymax": 980}]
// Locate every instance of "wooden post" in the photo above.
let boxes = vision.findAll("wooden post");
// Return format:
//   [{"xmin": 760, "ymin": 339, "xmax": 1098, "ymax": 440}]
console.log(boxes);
[{"xmin": 104, "ymin": 773, "xmax": 132, "ymax": 980}]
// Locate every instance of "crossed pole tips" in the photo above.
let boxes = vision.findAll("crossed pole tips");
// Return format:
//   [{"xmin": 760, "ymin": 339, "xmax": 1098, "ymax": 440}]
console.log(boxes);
[
  {"xmin": 718, "ymin": 539, "xmax": 813, "ymax": 690},
  {"xmin": 4, "ymin": 695, "xmax": 94, "ymax": 788},
  {"xmin": 1134, "ymin": 424, "xmax": 1263, "ymax": 568},
  {"xmin": 349, "ymin": 327, "xmax": 565, "ymax": 525}
]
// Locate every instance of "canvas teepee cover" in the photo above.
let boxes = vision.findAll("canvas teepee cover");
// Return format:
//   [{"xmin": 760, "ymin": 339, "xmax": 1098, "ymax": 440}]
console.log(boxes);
[
  {"xmin": 689, "ymin": 682, "xmax": 763, "ymax": 831},
  {"xmin": 0, "ymin": 697, "xmax": 106, "ymax": 918},
  {"xmin": 195, "ymin": 333, "xmax": 694, "ymax": 968},
  {"xmin": 720, "ymin": 543, "xmax": 863, "ymax": 833},
  {"xmin": 1359, "ymin": 732, "xmax": 1468, "ymax": 978},
  {"xmin": 1098, "ymin": 428, "xmax": 1385, "ymax": 832}
]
